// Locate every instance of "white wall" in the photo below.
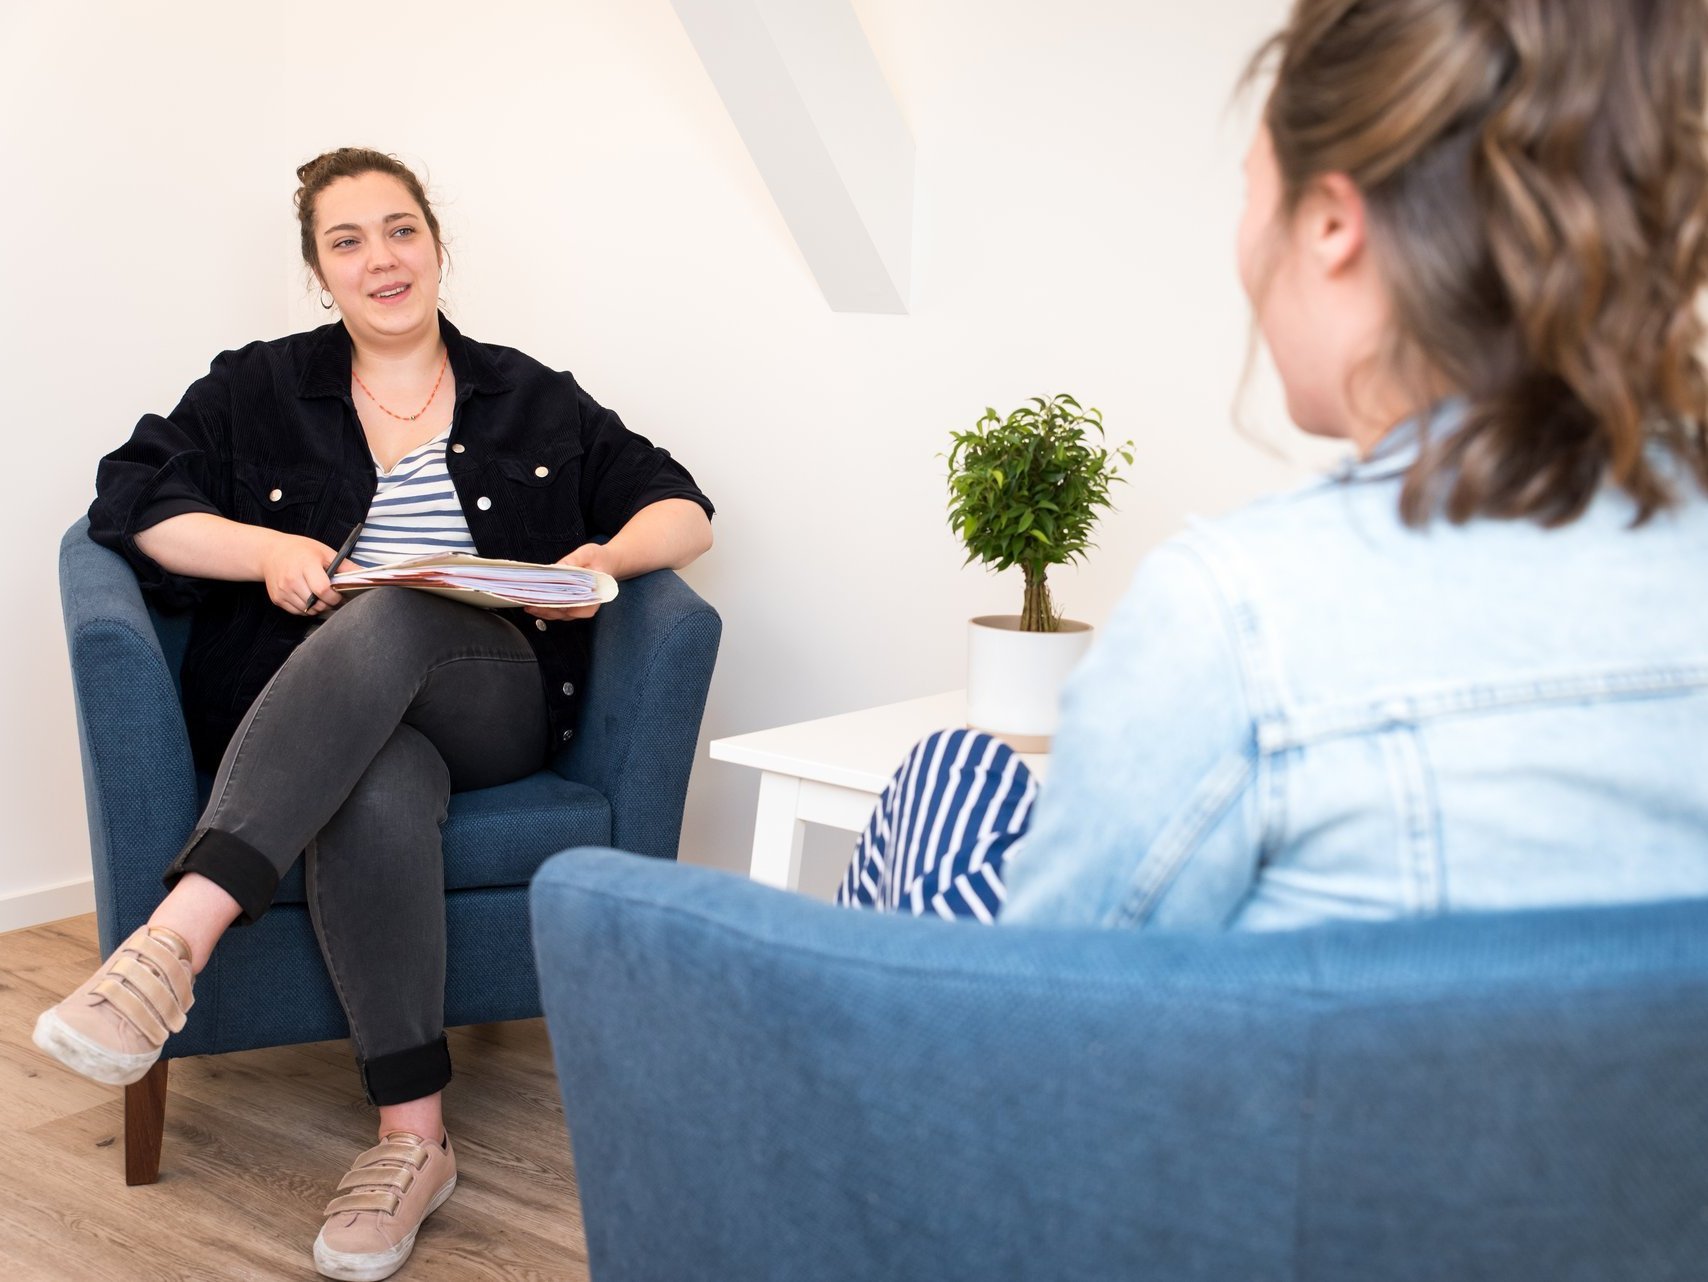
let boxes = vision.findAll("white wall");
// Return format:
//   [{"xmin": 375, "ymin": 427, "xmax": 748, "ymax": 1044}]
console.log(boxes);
[{"xmin": 0, "ymin": 0, "xmax": 1324, "ymax": 927}]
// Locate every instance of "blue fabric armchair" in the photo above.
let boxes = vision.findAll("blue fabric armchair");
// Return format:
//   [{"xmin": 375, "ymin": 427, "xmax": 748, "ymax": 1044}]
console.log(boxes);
[
  {"xmin": 531, "ymin": 848, "xmax": 1708, "ymax": 1282},
  {"xmin": 58, "ymin": 518, "xmax": 720, "ymax": 1184}
]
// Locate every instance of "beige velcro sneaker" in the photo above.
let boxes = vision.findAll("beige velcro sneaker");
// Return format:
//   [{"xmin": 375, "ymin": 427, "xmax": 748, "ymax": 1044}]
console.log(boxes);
[
  {"xmin": 32, "ymin": 924, "xmax": 194, "ymax": 1086},
  {"xmin": 314, "ymin": 1131, "xmax": 458, "ymax": 1281}
]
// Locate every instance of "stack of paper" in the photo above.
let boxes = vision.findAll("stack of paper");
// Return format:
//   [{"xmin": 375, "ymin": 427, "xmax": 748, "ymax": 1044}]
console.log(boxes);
[{"xmin": 332, "ymin": 553, "xmax": 619, "ymax": 611}]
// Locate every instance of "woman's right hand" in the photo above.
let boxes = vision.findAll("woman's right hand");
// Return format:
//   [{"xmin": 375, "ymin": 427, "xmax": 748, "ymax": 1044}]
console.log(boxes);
[
  {"xmin": 259, "ymin": 533, "xmax": 345, "ymax": 617},
  {"xmin": 134, "ymin": 514, "xmax": 349, "ymax": 616}
]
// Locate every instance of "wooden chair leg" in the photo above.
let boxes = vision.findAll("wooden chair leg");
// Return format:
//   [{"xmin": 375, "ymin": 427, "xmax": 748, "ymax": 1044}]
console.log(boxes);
[{"xmin": 124, "ymin": 1059, "xmax": 169, "ymax": 1186}]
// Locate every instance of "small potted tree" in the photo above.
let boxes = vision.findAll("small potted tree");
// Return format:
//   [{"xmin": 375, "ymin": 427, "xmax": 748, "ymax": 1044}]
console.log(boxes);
[{"xmin": 947, "ymin": 394, "xmax": 1131, "ymax": 750}]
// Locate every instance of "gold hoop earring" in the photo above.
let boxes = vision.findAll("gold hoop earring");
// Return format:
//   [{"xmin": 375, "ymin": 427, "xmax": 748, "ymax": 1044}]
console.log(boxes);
[{"xmin": 320, "ymin": 288, "xmax": 335, "ymax": 310}]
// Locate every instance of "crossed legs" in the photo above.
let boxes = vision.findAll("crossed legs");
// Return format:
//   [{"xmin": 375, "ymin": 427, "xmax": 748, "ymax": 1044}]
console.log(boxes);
[{"xmin": 145, "ymin": 586, "xmax": 549, "ymax": 1129}]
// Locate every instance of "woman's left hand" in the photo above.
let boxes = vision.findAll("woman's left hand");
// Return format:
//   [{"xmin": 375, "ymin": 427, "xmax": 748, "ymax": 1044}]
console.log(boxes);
[
  {"xmin": 522, "ymin": 501, "xmax": 710, "ymax": 623},
  {"xmin": 524, "ymin": 543, "xmax": 623, "ymax": 622}
]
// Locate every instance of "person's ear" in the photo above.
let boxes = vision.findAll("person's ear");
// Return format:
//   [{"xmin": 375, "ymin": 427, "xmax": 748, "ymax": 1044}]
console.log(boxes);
[{"xmin": 1301, "ymin": 172, "xmax": 1367, "ymax": 277}]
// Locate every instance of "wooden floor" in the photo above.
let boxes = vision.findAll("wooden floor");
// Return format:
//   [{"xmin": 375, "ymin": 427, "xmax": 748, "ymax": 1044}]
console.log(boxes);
[{"xmin": 0, "ymin": 915, "xmax": 590, "ymax": 1281}]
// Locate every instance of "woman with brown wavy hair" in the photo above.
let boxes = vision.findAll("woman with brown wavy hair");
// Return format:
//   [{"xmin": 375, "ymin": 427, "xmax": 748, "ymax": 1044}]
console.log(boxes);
[{"xmin": 842, "ymin": 0, "xmax": 1708, "ymax": 927}]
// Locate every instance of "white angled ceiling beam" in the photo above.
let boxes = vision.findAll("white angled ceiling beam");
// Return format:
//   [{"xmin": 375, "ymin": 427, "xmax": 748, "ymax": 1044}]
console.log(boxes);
[{"xmin": 669, "ymin": 0, "xmax": 915, "ymax": 314}]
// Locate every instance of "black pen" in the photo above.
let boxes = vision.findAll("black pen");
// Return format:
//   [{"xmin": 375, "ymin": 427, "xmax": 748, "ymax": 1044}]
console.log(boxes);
[{"xmin": 306, "ymin": 522, "xmax": 364, "ymax": 610}]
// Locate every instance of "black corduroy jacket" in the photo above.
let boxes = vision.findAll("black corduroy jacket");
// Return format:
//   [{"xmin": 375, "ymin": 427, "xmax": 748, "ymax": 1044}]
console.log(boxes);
[{"xmin": 88, "ymin": 314, "xmax": 713, "ymax": 770}]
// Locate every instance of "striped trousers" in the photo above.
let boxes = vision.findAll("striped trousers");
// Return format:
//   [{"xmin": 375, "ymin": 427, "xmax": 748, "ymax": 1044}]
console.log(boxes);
[{"xmin": 836, "ymin": 729, "xmax": 1039, "ymax": 921}]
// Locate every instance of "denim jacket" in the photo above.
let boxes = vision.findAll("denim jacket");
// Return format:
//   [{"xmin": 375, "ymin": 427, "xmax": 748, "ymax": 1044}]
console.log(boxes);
[{"xmin": 1003, "ymin": 420, "xmax": 1708, "ymax": 931}]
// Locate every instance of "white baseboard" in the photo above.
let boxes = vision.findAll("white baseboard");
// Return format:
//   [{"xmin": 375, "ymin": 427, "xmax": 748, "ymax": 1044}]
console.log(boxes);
[{"xmin": 0, "ymin": 878, "xmax": 96, "ymax": 935}]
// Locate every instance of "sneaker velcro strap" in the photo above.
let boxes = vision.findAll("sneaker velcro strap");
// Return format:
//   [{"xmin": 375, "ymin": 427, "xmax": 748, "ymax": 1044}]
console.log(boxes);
[
  {"xmin": 337, "ymin": 1165, "xmax": 416, "ymax": 1196},
  {"xmin": 353, "ymin": 1140, "xmax": 431, "ymax": 1170},
  {"xmin": 103, "ymin": 955, "xmax": 191, "ymax": 1035},
  {"xmin": 132, "ymin": 932, "xmax": 195, "ymax": 1014},
  {"xmin": 92, "ymin": 975, "xmax": 174, "ymax": 1046},
  {"xmin": 324, "ymin": 1190, "xmax": 402, "ymax": 1217}
]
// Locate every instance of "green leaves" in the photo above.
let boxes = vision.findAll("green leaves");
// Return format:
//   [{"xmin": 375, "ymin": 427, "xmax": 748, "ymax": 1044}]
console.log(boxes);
[{"xmin": 945, "ymin": 393, "xmax": 1133, "ymax": 629}]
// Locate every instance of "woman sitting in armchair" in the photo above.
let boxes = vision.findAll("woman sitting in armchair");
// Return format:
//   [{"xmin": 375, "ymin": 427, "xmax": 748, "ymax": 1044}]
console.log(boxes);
[{"xmin": 35, "ymin": 147, "xmax": 712, "ymax": 1281}]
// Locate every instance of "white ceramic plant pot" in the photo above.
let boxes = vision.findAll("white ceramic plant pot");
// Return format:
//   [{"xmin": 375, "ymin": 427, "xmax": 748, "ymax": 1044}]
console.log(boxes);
[{"xmin": 966, "ymin": 615, "xmax": 1094, "ymax": 752}]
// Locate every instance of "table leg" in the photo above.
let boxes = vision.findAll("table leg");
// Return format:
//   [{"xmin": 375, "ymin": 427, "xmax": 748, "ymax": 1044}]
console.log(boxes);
[{"xmin": 750, "ymin": 772, "xmax": 807, "ymax": 890}]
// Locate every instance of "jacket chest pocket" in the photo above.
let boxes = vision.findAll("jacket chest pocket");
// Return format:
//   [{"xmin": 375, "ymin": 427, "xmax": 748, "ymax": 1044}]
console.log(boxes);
[
  {"xmin": 491, "ymin": 443, "xmax": 585, "ymax": 542},
  {"xmin": 234, "ymin": 461, "xmax": 331, "ymax": 536}
]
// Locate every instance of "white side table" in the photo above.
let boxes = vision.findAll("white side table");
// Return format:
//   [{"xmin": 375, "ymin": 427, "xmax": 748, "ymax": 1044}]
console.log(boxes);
[{"xmin": 709, "ymin": 691, "xmax": 1049, "ymax": 892}]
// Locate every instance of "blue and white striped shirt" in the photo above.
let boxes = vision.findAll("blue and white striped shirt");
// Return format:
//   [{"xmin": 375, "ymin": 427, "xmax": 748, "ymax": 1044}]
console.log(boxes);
[{"xmin": 350, "ymin": 428, "xmax": 478, "ymax": 566}]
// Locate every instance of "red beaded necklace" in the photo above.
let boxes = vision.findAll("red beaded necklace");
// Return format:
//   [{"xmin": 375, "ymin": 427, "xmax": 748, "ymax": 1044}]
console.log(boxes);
[{"xmin": 352, "ymin": 348, "xmax": 450, "ymax": 422}]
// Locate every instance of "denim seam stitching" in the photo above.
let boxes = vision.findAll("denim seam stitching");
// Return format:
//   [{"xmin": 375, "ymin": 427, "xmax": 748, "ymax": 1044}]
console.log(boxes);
[
  {"xmin": 417, "ymin": 650, "xmax": 540, "ymax": 677},
  {"xmin": 305, "ymin": 836, "xmax": 369, "ymax": 1061},
  {"xmin": 1378, "ymin": 727, "xmax": 1443, "ymax": 916},
  {"xmin": 1174, "ymin": 529, "xmax": 1291, "ymax": 858},
  {"xmin": 1111, "ymin": 751, "xmax": 1255, "ymax": 928},
  {"xmin": 198, "ymin": 666, "xmax": 288, "ymax": 835},
  {"xmin": 1174, "ymin": 528, "xmax": 1289, "ymax": 721},
  {"xmin": 1259, "ymin": 664, "xmax": 1708, "ymax": 751}
]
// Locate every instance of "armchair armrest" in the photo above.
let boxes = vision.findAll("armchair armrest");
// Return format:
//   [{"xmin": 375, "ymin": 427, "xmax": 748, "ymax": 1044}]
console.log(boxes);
[
  {"xmin": 531, "ymin": 849, "xmax": 1312, "ymax": 1281},
  {"xmin": 551, "ymin": 569, "xmax": 720, "ymax": 861},
  {"xmin": 59, "ymin": 519, "xmax": 200, "ymax": 956}
]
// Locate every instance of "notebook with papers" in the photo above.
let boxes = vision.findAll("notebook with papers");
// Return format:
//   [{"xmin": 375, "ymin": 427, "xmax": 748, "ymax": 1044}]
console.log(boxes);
[{"xmin": 332, "ymin": 553, "xmax": 619, "ymax": 611}]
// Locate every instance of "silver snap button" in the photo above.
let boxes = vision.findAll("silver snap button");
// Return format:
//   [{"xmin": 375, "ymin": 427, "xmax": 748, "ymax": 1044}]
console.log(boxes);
[
  {"xmin": 476, "ymin": 496, "xmax": 492, "ymax": 511},
  {"xmin": 561, "ymin": 682, "xmax": 575, "ymax": 696},
  {"xmin": 561, "ymin": 729, "xmax": 574, "ymax": 742},
  {"xmin": 268, "ymin": 488, "xmax": 283, "ymax": 502},
  {"xmin": 451, "ymin": 443, "xmax": 466, "ymax": 454},
  {"xmin": 534, "ymin": 465, "xmax": 549, "ymax": 478},
  {"xmin": 535, "ymin": 618, "xmax": 548, "ymax": 632}
]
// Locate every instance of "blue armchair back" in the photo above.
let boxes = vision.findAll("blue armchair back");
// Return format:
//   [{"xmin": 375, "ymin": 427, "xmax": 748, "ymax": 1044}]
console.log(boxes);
[
  {"xmin": 532, "ymin": 848, "xmax": 1708, "ymax": 1282},
  {"xmin": 59, "ymin": 518, "xmax": 720, "ymax": 1059}
]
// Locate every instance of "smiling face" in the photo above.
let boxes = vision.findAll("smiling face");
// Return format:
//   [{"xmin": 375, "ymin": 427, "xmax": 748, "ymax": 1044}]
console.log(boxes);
[{"xmin": 310, "ymin": 171, "xmax": 442, "ymax": 347}]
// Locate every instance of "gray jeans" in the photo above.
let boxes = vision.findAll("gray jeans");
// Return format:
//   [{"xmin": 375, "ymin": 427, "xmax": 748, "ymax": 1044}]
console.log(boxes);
[{"xmin": 163, "ymin": 588, "xmax": 549, "ymax": 1104}]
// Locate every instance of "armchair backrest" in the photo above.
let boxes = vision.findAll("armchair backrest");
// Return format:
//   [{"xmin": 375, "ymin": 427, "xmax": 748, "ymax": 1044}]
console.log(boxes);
[{"xmin": 532, "ymin": 848, "xmax": 1708, "ymax": 1282}]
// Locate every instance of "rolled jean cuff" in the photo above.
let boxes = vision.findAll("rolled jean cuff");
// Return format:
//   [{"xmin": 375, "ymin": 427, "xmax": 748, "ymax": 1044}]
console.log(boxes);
[
  {"xmin": 361, "ymin": 1035, "xmax": 453, "ymax": 1106},
  {"xmin": 163, "ymin": 827, "xmax": 279, "ymax": 926}
]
